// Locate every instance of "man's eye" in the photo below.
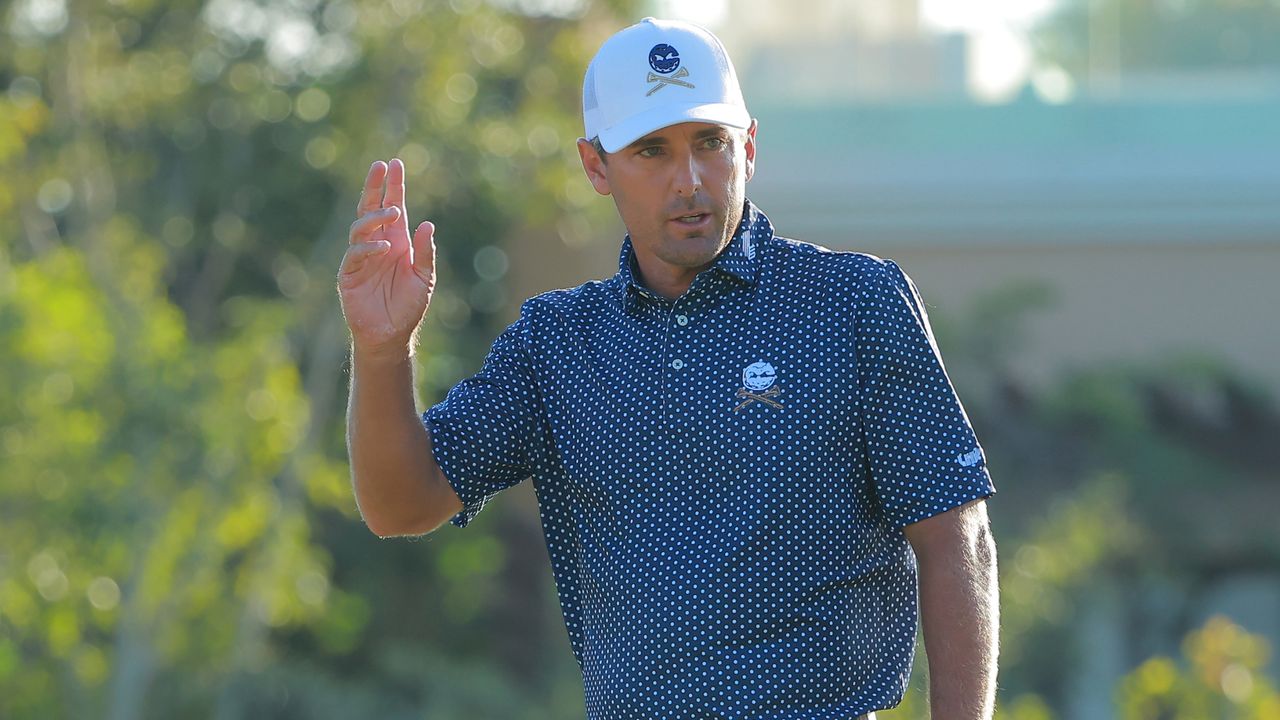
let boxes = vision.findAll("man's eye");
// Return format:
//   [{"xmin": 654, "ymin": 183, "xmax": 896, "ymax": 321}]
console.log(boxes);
[
  {"xmin": 638, "ymin": 146, "xmax": 663, "ymax": 158},
  {"xmin": 704, "ymin": 137, "xmax": 726, "ymax": 150}
]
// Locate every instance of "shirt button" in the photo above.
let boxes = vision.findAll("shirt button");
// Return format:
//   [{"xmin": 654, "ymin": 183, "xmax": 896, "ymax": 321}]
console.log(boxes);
[
  {"xmin": 675, "ymin": 314, "xmax": 689, "ymax": 326},
  {"xmin": 671, "ymin": 359, "xmax": 684, "ymax": 370}
]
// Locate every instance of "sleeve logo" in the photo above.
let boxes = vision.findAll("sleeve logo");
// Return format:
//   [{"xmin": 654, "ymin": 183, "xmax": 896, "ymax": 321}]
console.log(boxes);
[{"xmin": 957, "ymin": 448, "xmax": 983, "ymax": 467}]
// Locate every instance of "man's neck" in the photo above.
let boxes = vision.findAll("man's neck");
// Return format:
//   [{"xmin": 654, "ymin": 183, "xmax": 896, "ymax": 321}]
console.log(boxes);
[{"xmin": 633, "ymin": 256, "xmax": 713, "ymax": 302}]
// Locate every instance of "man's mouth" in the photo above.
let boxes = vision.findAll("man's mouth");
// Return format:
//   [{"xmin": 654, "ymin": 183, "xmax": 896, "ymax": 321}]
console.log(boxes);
[{"xmin": 671, "ymin": 212, "xmax": 710, "ymax": 226}]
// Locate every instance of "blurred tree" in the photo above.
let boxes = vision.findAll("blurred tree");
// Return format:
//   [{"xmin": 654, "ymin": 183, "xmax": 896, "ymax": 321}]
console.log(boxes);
[
  {"xmin": 0, "ymin": 240, "xmax": 346, "ymax": 717},
  {"xmin": 1116, "ymin": 615, "xmax": 1280, "ymax": 719},
  {"xmin": 1, "ymin": 0, "xmax": 626, "ymax": 716},
  {"xmin": 878, "ymin": 477, "xmax": 1134, "ymax": 720},
  {"xmin": 900, "ymin": 279, "xmax": 1280, "ymax": 715}
]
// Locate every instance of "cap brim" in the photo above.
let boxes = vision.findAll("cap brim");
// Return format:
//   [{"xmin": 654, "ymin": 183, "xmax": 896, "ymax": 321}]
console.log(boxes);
[{"xmin": 597, "ymin": 102, "xmax": 752, "ymax": 154}]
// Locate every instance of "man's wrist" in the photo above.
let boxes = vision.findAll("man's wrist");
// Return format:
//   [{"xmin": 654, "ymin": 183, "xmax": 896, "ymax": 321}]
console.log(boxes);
[{"xmin": 351, "ymin": 339, "xmax": 415, "ymax": 369}]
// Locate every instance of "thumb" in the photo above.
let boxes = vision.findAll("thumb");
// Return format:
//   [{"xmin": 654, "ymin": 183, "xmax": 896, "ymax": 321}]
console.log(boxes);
[{"xmin": 411, "ymin": 221, "xmax": 436, "ymax": 278}]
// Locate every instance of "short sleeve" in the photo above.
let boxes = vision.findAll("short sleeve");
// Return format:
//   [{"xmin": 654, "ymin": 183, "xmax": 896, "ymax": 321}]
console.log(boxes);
[
  {"xmin": 422, "ymin": 315, "xmax": 544, "ymax": 528},
  {"xmin": 855, "ymin": 259, "xmax": 995, "ymax": 530}
]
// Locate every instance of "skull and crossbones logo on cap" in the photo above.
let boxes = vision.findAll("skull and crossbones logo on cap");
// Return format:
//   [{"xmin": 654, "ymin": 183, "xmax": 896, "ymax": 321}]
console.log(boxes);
[{"xmin": 646, "ymin": 43, "xmax": 696, "ymax": 96}]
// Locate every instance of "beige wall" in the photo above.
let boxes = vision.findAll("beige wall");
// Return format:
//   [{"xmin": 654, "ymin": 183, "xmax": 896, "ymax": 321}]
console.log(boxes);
[
  {"xmin": 881, "ymin": 243, "xmax": 1280, "ymax": 397},
  {"xmin": 508, "ymin": 216, "xmax": 1280, "ymax": 399}
]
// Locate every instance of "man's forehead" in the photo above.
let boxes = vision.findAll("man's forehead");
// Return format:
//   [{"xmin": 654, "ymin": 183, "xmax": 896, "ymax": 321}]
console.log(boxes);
[{"xmin": 627, "ymin": 122, "xmax": 736, "ymax": 147}]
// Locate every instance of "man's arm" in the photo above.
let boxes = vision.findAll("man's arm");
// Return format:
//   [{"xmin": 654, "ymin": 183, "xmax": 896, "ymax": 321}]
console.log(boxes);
[
  {"xmin": 903, "ymin": 498, "xmax": 999, "ymax": 720},
  {"xmin": 338, "ymin": 158, "xmax": 462, "ymax": 538},
  {"xmin": 347, "ymin": 347, "xmax": 462, "ymax": 538}
]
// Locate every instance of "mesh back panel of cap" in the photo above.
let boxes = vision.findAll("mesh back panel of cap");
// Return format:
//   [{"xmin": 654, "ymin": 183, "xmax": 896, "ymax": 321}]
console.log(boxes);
[{"xmin": 583, "ymin": 61, "xmax": 598, "ymax": 113}]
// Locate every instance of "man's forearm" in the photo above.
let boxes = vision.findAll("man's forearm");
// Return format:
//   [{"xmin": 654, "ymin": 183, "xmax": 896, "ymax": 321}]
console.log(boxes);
[
  {"xmin": 347, "ymin": 346, "xmax": 455, "ymax": 537},
  {"xmin": 910, "ymin": 504, "xmax": 1000, "ymax": 719}
]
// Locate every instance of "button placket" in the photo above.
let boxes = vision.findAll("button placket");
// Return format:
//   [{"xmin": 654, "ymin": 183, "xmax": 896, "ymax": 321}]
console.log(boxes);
[
  {"xmin": 661, "ymin": 297, "xmax": 696, "ymax": 436},
  {"xmin": 667, "ymin": 301, "xmax": 688, "ymax": 374}
]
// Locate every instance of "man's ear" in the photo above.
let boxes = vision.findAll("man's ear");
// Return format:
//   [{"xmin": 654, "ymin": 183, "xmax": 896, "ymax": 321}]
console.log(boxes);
[
  {"xmin": 577, "ymin": 138, "xmax": 611, "ymax": 196},
  {"xmin": 743, "ymin": 119, "xmax": 758, "ymax": 183}
]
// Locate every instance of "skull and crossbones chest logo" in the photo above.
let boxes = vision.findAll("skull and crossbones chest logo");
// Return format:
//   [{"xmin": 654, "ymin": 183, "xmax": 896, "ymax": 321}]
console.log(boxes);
[{"xmin": 735, "ymin": 361, "xmax": 783, "ymax": 412}]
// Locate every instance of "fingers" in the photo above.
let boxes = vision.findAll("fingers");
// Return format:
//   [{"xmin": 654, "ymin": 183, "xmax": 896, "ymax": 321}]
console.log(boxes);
[
  {"xmin": 411, "ymin": 221, "xmax": 436, "ymax": 277},
  {"xmin": 357, "ymin": 161, "xmax": 387, "ymax": 216},
  {"xmin": 383, "ymin": 158, "xmax": 405, "ymax": 209},
  {"xmin": 349, "ymin": 205, "xmax": 400, "ymax": 244},
  {"xmin": 382, "ymin": 158, "xmax": 410, "ymax": 236},
  {"xmin": 340, "ymin": 239, "xmax": 391, "ymax": 276}
]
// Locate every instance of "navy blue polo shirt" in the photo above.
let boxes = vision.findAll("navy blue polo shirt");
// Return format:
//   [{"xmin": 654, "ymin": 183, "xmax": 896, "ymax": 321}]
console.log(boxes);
[{"xmin": 423, "ymin": 200, "xmax": 995, "ymax": 719}]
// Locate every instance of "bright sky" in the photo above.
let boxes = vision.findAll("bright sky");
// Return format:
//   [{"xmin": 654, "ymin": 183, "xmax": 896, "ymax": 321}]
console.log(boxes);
[
  {"xmin": 919, "ymin": 0, "xmax": 1060, "ymax": 32},
  {"xmin": 920, "ymin": 0, "xmax": 1064, "ymax": 101},
  {"xmin": 654, "ymin": 0, "xmax": 1067, "ymax": 102}
]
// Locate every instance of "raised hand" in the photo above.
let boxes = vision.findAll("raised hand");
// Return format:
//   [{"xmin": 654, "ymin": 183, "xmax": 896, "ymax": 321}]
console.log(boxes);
[{"xmin": 338, "ymin": 158, "xmax": 437, "ymax": 357}]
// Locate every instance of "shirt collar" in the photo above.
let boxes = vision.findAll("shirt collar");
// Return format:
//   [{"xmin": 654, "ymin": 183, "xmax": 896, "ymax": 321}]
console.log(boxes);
[{"xmin": 615, "ymin": 199, "xmax": 774, "ymax": 310}]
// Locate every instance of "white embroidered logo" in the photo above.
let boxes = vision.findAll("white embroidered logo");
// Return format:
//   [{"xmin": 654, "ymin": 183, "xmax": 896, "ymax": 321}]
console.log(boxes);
[
  {"xmin": 957, "ymin": 448, "xmax": 983, "ymax": 467},
  {"xmin": 735, "ymin": 361, "xmax": 782, "ymax": 412},
  {"xmin": 742, "ymin": 361, "xmax": 776, "ymax": 391},
  {"xmin": 743, "ymin": 230, "xmax": 754, "ymax": 260}
]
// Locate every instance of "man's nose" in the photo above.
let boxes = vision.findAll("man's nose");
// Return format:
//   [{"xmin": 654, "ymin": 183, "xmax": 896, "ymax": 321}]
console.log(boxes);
[{"xmin": 673, "ymin": 150, "xmax": 702, "ymax": 197}]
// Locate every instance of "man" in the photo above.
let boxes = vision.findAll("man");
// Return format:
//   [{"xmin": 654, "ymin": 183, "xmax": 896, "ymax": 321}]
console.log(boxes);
[{"xmin": 340, "ymin": 17, "xmax": 998, "ymax": 720}]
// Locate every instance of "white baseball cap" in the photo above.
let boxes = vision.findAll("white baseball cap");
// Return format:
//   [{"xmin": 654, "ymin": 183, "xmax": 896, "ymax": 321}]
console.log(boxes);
[{"xmin": 583, "ymin": 17, "xmax": 751, "ymax": 154}]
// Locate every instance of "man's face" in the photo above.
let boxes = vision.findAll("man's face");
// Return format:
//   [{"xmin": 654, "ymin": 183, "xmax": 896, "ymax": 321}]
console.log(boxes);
[{"xmin": 578, "ymin": 120, "xmax": 758, "ymax": 282}]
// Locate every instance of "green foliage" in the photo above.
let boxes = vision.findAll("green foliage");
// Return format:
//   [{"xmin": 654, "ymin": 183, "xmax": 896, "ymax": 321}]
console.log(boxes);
[
  {"xmin": 0, "ymin": 243, "xmax": 344, "ymax": 717},
  {"xmin": 894, "ymin": 279, "xmax": 1280, "ymax": 716},
  {"xmin": 1117, "ymin": 616, "xmax": 1280, "ymax": 720},
  {"xmin": 995, "ymin": 694, "xmax": 1055, "ymax": 720},
  {"xmin": 1, "ymin": 0, "xmax": 623, "ymax": 716},
  {"xmin": 999, "ymin": 477, "xmax": 1137, "ymax": 661},
  {"xmin": 879, "ymin": 477, "xmax": 1136, "ymax": 720}
]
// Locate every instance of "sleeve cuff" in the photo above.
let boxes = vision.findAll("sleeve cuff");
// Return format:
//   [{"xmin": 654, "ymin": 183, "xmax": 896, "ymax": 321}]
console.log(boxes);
[
  {"xmin": 890, "ymin": 471, "xmax": 996, "ymax": 531},
  {"xmin": 423, "ymin": 412, "xmax": 491, "ymax": 529}
]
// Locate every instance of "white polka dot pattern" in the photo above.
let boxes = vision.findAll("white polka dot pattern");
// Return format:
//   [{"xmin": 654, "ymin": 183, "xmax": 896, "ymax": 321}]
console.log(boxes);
[{"xmin": 423, "ymin": 201, "xmax": 995, "ymax": 718}]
